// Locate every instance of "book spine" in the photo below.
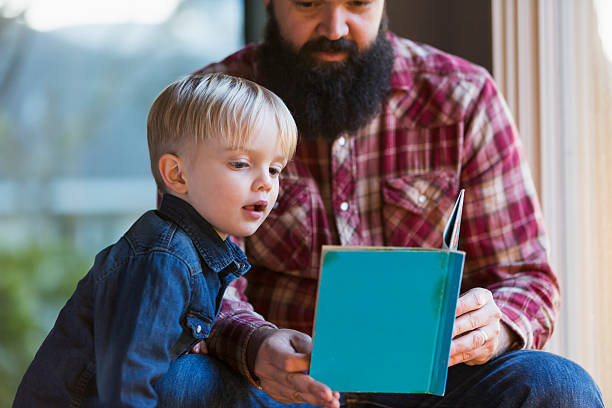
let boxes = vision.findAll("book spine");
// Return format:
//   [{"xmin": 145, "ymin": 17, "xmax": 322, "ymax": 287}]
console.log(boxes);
[{"xmin": 430, "ymin": 252, "xmax": 465, "ymax": 395}]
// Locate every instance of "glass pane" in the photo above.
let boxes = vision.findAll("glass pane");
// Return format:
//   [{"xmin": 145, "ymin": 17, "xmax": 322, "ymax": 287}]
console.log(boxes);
[
  {"xmin": 595, "ymin": 0, "xmax": 612, "ymax": 63},
  {"xmin": 0, "ymin": 0, "xmax": 243, "ymax": 403}
]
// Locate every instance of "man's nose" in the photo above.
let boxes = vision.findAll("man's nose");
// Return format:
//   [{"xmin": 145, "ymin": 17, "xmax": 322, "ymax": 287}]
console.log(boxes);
[{"xmin": 316, "ymin": 6, "xmax": 349, "ymax": 41}]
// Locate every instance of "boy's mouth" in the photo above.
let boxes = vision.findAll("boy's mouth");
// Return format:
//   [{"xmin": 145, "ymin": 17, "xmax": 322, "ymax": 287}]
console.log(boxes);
[{"xmin": 242, "ymin": 201, "xmax": 268, "ymax": 212}]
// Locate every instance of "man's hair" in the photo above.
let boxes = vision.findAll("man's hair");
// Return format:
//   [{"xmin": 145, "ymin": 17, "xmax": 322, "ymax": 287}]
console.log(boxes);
[{"xmin": 147, "ymin": 73, "xmax": 298, "ymax": 193}]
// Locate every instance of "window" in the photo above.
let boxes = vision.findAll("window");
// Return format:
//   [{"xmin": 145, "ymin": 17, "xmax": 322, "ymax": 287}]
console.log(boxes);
[
  {"xmin": 0, "ymin": 1, "xmax": 243, "ymax": 403},
  {"xmin": 492, "ymin": 1, "xmax": 612, "ymax": 403}
]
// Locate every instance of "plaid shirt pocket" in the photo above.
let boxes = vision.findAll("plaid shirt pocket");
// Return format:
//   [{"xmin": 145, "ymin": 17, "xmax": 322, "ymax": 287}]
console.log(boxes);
[{"xmin": 382, "ymin": 171, "xmax": 457, "ymax": 248}]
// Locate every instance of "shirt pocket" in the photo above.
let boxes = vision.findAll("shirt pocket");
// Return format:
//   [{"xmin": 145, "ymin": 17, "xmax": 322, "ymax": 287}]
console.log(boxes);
[
  {"xmin": 169, "ymin": 312, "xmax": 213, "ymax": 359},
  {"xmin": 172, "ymin": 271, "xmax": 217, "ymax": 358},
  {"xmin": 184, "ymin": 312, "xmax": 213, "ymax": 338},
  {"xmin": 246, "ymin": 177, "xmax": 313, "ymax": 274},
  {"xmin": 381, "ymin": 170, "xmax": 458, "ymax": 248},
  {"xmin": 185, "ymin": 272, "xmax": 217, "ymax": 339}
]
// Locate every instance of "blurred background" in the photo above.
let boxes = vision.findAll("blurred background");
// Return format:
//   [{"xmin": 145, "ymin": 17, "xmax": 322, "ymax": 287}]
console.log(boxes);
[
  {"xmin": 0, "ymin": 0, "xmax": 242, "ymax": 404},
  {"xmin": 1, "ymin": 0, "xmax": 611, "ymax": 406}
]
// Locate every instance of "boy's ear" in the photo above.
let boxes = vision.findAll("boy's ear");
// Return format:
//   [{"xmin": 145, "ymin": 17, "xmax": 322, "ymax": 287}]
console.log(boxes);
[{"xmin": 158, "ymin": 153, "xmax": 188, "ymax": 195}]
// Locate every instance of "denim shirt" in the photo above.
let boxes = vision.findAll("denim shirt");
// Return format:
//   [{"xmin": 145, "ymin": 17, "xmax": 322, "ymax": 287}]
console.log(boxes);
[{"xmin": 13, "ymin": 194, "xmax": 250, "ymax": 408}]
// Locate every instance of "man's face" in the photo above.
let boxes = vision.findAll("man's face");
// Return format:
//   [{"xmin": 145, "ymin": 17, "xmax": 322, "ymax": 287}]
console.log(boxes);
[
  {"xmin": 265, "ymin": 0, "xmax": 385, "ymax": 63},
  {"xmin": 257, "ymin": 0, "xmax": 394, "ymax": 140}
]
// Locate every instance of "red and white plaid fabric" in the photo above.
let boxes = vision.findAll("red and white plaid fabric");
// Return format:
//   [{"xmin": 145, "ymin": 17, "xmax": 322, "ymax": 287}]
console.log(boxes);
[{"xmin": 196, "ymin": 33, "xmax": 560, "ymax": 379}]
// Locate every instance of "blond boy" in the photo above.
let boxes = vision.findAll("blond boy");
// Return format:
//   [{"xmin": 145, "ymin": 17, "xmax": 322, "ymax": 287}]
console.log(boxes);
[{"xmin": 14, "ymin": 73, "xmax": 297, "ymax": 407}]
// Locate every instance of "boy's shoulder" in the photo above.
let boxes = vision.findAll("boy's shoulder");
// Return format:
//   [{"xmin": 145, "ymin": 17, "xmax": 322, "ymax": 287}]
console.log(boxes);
[{"xmin": 120, "ymin": 210, "xmax": 202, "ymax": 274}]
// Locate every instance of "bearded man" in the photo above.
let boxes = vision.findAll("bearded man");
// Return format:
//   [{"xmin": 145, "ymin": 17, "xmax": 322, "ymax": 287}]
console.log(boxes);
[{"xmin": 153, "ymin": 1, "xmax": 603, "ymax": 407}]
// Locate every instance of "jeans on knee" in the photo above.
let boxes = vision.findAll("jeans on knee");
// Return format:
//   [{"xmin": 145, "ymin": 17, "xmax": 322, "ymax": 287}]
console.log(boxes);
[
  {"xmin": 154, "ymin": 350, "xmax": 604, "ymax": 408},
  {"xmin": 153, "ymin": 354, "xmax": 318, "ymax": 408}
]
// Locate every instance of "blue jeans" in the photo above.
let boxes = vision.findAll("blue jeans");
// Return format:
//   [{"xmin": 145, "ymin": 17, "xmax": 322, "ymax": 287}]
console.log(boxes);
[{"xmin": 153, "ymin": 350, "xmax": 604, "ymax": 407}]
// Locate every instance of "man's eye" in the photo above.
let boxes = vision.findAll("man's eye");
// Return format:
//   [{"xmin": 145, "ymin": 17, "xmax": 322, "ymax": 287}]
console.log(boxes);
[
  {"xmin": 295, "ymin": 1, "xmax": 317, "ymax": 8},
  {"xmin": 348, "ymin": 1, "xmax": 371, "ymax": 7},
  {"xmin": 230, "ymin": 161, "xmax": 248, "ymax": 169}
]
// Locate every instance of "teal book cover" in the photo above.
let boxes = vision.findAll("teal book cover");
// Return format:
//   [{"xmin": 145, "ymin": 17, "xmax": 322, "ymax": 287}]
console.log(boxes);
[{"xmin": 309, "ymin": 190, "xmax": 465, "ymax": 395}]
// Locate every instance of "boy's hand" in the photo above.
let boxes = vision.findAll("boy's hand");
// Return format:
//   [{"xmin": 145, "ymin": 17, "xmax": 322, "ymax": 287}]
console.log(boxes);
[
  {"xmin": 190, "ymin": 340, "xmax": 208, "ymax": 354},
  {"xmin": 254, "ymin": 328, "xmax": 340, "ymax": 408}
]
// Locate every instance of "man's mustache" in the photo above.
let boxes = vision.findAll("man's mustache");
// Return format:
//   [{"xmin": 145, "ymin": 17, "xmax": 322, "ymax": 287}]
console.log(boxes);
[{"xmin": 300, "ymin": 37, "xmax": 359, "ymax": 55}]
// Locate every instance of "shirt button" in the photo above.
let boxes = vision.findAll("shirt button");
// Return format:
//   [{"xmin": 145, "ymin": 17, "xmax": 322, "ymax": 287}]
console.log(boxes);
[
  {"xmin": 418, "ymin": 195, "xmax": 427, "ymax": 204},
  {"xmin": 337, "ymin": 136, "xmax": 346, "ymax": 146},
  {"xmin": 339, "ymin": 202, "xmax": 349, "ymax": 211},
  {"xmin": 196, "ymin": 325, "xmax": 202, "ymax": 334}
]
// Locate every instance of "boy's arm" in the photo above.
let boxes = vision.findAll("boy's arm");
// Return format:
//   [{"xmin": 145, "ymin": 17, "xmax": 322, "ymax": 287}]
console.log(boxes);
[
  {"xmin": 94, "ymin": 252, "xmax": 193, "ymax": 407},
  {"xmin": 205, "ymin": 236, "xmax": 277, "ymax": 384},
  {"xmin": 205, "ymin": 274, "xmax": 278, "ymax": 383}
]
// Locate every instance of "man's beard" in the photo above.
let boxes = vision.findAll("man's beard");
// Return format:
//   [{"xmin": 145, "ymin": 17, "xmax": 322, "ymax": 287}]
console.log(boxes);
[{"xmin": 257, "ymin": 10, "xmax": 395, "ymax": 140}]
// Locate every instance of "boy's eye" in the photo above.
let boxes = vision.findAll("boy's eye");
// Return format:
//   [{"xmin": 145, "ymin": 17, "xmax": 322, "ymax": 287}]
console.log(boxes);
[
  {"xmin": 269, "ymin": 167, "xmax": 282, "ymax": 177},
  {"xmin": 230, "ymin": 161, "xmax": 248, "ymax": 169}
]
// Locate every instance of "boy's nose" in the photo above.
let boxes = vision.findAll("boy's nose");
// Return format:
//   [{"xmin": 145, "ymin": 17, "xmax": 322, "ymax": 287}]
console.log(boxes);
[
  {"xmin": 316, "ymin": 6, "xmax": 349, "ymax": 41},
  {"xmin": 253, "ymin": 171, "xmax": 273, "ymax": 192}
]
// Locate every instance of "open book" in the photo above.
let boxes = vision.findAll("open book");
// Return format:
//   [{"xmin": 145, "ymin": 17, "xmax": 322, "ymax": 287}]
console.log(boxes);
[{"xmin": 309, "ymin": 190, "xmax": 465, "ymax": 395}]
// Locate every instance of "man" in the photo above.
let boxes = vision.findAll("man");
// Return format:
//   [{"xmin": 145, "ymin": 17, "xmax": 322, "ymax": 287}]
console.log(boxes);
[{"xmin": 154, "ymin": 1, "xmax": 603, "ymax": 407}]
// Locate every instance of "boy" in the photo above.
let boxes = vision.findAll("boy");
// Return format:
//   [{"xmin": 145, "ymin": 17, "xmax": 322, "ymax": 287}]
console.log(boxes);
[{"xmin": 13, "ymin": 73, "xmax": 297, "ymax": 407}]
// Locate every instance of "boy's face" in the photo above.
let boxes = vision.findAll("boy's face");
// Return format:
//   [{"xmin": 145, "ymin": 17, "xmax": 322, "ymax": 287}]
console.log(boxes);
[{"xmin": 182, "ymin": 117, "xmax": 286, "ymax": 240}]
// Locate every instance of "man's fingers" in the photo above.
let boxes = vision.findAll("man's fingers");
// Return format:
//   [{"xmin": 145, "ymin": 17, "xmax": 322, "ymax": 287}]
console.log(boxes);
[
  {"xmin": 453, "ymin": 308, "xmax": 483, "ymax": 337},
  {"xmin": 449, "ymin": 339, "xmax": 497, "ymax": 366},
  {"xmin": 449, "ymin": 345, "xmax": 490, "ymax": 366},
  {"xmin": 453, "ymin": 301, "xmax": 501, "ymax": 337},
  {"xmin": 453, "ymin": 287, "xmax": 502, "ymax": 339},
  {"xmin": 449, "ymin": 325, "xmax": 499, "ymax": 366},
  {"xmin": 451, "ymin": 328, "xmax": 488, "ymax": 354},
  {"xmin": 455, "ymin": 288, "xmax": 492, "ymax": 317}
]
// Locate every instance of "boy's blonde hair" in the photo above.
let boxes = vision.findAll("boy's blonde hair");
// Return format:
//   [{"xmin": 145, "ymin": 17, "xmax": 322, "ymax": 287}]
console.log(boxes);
[{"xmin": 147, "ymin": 73, "xmax": 298, "ymax": 193}]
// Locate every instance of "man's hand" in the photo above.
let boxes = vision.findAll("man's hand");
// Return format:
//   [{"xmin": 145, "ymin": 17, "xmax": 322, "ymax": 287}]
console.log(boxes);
[
  {"xmin": 449, "ymin": 287, "xmax": 509, "ymax": 366},
  {"xmin": 254, "ymin": 328, "xmax": 340, "ymax": 408}
]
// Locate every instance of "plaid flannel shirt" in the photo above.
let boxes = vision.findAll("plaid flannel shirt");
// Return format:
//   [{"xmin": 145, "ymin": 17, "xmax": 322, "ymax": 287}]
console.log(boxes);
[{"xmin": 196, "ymin": 33, "xmax": 560, "ymax": 381}]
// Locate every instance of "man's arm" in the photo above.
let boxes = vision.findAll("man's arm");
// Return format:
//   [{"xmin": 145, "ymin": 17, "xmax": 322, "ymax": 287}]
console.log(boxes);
[{"xmin": 448, "ymin": 74, "xmax": 560, "ymax": 364}]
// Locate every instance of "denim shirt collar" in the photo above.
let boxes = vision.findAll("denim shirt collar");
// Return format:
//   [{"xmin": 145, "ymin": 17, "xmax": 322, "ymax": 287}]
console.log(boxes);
[{"xmin": 157, "ymin": 194, "xmax": 250, "ymax": 276}]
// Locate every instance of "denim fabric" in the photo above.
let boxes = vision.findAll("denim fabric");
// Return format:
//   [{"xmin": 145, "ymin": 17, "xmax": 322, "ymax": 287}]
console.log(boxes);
[
  {"xmin": 13, "ymin": 194, "xmax": 249, "ymax": 408},
  {"xmin": 153, "ymin": 351, "xmax": 603, "ymax": 408},
  {"xmin": 154, "ymin": 354, "xmax": 314, "ymax": 408}
]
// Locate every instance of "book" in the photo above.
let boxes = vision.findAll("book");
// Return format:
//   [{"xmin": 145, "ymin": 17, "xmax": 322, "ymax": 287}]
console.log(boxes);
[{"xmin": 309, "ymin": 190, "xmax": 465, "ymax": 395}]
